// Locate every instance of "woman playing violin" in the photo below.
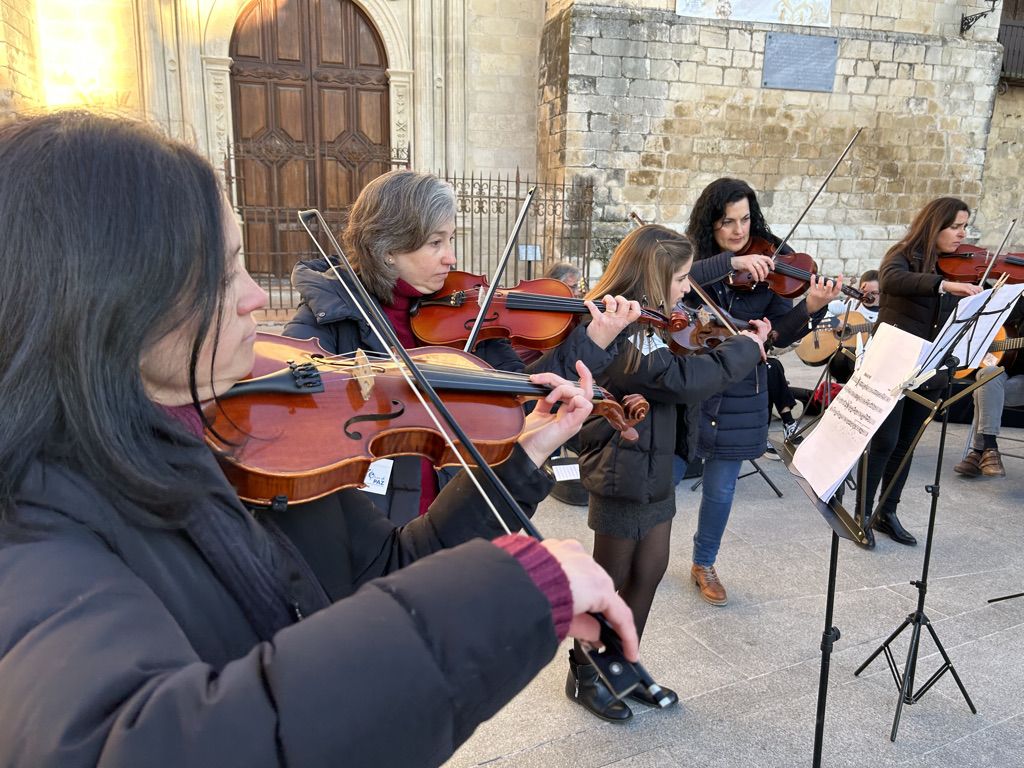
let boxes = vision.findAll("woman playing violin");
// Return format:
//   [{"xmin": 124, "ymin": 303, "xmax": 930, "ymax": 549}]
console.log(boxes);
[
  {"xmin": 857, "ymin": 197, "xmax": 982, "ymax": 547},
  {"xmin": 0, "ymin": 112, "xmax": 638, "ymax": 767},
  {"xmin": 284, "ymin": 170, "xmax": 640, "ymax": 522},
  {"xmin": 568, "ymin": 224, "xmax": 770, "ymax": 722},
  {"xmin": 681, "ymin": 178, "xmax": 842, "ymax": 604}
]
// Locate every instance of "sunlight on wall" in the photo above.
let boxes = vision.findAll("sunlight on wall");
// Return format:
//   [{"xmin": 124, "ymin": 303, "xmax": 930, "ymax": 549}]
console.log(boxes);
[{"xmin": 36, "ymin": 0, "xmax": 140, "ymax": 108}]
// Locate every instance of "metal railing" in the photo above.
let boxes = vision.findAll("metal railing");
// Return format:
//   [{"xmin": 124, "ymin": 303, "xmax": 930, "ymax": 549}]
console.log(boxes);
[{"xmin": 226, "ymin": 149, "xmax": 595, "ymax": 316}]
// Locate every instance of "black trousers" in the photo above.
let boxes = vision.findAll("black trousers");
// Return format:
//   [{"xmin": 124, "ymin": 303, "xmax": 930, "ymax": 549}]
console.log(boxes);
[
  {"xmin": 766, "ymin": 357, "xmax": 797, "ymax": 416},
  {"xmin": 857, "ymin": 395, "xmax": 932, "ymax": 520}
]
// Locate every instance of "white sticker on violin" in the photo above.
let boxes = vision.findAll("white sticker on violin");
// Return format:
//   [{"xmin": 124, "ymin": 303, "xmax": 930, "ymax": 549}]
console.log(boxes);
[{"xmin": 361, "ymin": 458, "xmax": 394, "ymax": 495}]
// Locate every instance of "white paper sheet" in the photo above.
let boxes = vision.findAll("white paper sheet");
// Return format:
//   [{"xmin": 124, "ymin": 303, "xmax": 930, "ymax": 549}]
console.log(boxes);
[{"xmin": 792, "ymin": 324, "xmax": 928, "ymax": 501}]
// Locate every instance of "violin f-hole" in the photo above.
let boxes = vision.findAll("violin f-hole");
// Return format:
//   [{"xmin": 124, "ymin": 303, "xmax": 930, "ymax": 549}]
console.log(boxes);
[
  {"xmin": 344, "ymin": 400, "xmax": 406, "ymax": 440},
  {"xmin": 464, "ymin": 312, "xmax": 498, "ymax": 330}
]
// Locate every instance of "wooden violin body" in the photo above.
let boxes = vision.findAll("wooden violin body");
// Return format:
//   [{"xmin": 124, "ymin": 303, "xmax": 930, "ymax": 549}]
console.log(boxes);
[
  {"xmin": 795, "ymin": 311, "xmax": 872, "ymax": 366},
  {"xmin": 728, "ymin": 236, "xmax": 863, "ymax": 301},
  {"xmin": 410, "ymin": 270, "xmax": 670, "ymax": 351},
  {"xmin": 937, "ymin": 243, "xmax": 1024, "ymax": 285},
  {"xmin": 205, "ymin": 334, "xmax": 649, "ymax": 504}
]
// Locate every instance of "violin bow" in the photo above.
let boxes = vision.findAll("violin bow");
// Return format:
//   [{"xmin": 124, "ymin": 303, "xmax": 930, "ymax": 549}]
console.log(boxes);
[
  {"xmin": 463, "ymin": 187, "xmax": 537, "ymax": 353},
  {"xmin": 297, "ymin": 208, "xmax": 672, "ymax": 707},
  {"xmin": 769, "ymin": 127, "xmax": 862, "ymax": 259},
  {"xmin": 977, "ymin": 217, "xmax": 1019, "ymax": 286}
]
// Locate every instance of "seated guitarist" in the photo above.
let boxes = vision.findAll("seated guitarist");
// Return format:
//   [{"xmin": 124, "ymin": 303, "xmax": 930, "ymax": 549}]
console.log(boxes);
[{"xmin": 954, "ymin": 297, "xmax": 1024, "ymax": 478}]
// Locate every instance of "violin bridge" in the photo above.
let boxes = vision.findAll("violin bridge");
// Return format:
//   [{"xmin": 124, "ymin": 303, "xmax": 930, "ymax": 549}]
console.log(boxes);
[{"xmin": 352, "ymin": 349, "xmax": 376, "ymax": 401}]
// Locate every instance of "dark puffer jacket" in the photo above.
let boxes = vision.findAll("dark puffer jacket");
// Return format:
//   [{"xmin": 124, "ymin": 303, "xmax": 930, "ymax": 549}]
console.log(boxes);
[
  {"xmin": 877, "ymin": 249, "xmax": 957, "ymax": 341},
  {"xmin": 579, "ymin": 331, "xmax": 762, "ymax": 504},
  {"xmin": 688, "ymin": 251, "xmax": 827, "ymax": 461},
  {"xmin": 283, "ymin": 258, "xmax": 617, "ymax": 523},
  {"xmin": 0, "ymin": 442, "xmax": 558, "ymax": 767}
]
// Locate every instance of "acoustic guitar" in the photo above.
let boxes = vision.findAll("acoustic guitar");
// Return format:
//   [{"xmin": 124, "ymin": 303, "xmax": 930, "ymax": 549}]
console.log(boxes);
[
  {"xmin": 796, "ymin": 311, "xmax": 872, "ymax": 366},
  {"xmin": 954, "ymin": 324, "xmax": 1024, "ymax": 379}
]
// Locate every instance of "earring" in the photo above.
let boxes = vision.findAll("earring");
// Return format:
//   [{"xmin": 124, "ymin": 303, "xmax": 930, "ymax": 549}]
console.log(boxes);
[{"xmin": 387, "ymin": 257, "xmax": 395, "ymax": 265}]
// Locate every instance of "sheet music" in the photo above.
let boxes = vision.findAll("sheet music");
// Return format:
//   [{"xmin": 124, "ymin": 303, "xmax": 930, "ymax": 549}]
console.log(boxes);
[
  {"xmin": 793, "ymin": 324, "xmax": 929, "ymax": 501},
  {"xmin": 933, "ymin": 284, "xmax": 1024, "ymax": 373}
]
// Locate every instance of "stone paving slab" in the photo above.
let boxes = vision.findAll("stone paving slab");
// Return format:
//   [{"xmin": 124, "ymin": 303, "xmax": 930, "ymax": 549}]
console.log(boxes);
[{"xmin": 445, "ymin": 357, "xmax": 1024, "ymax": 767}]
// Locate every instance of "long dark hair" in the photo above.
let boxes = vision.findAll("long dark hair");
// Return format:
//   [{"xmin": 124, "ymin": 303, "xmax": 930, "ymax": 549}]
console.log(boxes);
[
  {"xmin": 0, "ymin": 112, "xmax": 229, "ymax": 524},
  {"xmin": 884, "ymin": 197, "xmax": 969, "ymax": 274},
  {"xmin": 686, "ymin": 177, "xmax": 774, "ymax": 260}
]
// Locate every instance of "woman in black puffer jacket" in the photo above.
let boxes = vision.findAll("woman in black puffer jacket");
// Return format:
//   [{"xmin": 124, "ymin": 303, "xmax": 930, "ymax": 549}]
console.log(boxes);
[{"xmin": 682, "ymin": 178, "xmax": 841, "ymax": 603}]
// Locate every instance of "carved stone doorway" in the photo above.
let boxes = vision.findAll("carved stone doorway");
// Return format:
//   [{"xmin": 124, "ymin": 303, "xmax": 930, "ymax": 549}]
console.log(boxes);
[{"xmin": 229, "ymin": 0, "xmax": 391, "ymax": 277}]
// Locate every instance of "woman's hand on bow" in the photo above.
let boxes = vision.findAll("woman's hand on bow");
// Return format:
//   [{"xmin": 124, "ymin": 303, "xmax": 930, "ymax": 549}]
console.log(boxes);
[
  {"xmin": 540, "ymin": 538, "xmax": 639, "ymax": 662},
  {"xmin": 585, "ymin": 294, "xmax": 642, "ymax": 350},
  {"xmin": 940, "ymin": 280, "xmax": 984, "ymax": 297},
  {"xmin": 518, "ymin": 361, "xmax": 595, "ymax": 468}
]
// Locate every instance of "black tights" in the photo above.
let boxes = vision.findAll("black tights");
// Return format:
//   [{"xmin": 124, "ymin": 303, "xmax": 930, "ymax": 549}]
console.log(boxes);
[
  {"xmin": 856, "ymin": 395, "xmax": 931, "ymax": 520},
  {"xmin": 573, "ymin": 518, "xmax": 673, "ymax": 665}
]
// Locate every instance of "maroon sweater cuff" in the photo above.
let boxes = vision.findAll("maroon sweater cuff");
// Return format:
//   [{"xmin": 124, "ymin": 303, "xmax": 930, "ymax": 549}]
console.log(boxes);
[{"xmin": 492, "ymin": 534, "xmax": 573, "ymax": 641}]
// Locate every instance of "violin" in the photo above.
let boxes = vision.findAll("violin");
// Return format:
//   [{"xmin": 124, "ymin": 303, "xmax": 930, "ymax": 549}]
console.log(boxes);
[
  {"xmin": 728, "ymin": 236, "xmax": 863, "ymax": 301},
  {"xmin": 936, "ymin": 243, "xmax": 1024, "ymax": 285},
  {"xmin": 665, "ymin": 305, "xmax": 753, "ymax": 356},
  {"xmin": 204, "ymin": 334, "xmax": 650, "ymax": 505},
  {"xmin": 410, "ymin": 271, "xmax": 670, "ymax": 351}
]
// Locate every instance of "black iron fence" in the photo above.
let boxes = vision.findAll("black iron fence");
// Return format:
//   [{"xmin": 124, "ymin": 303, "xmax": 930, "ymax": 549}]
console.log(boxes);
[
  {"xmin": 225, "ymin": 146, "xmax": 594, "ymax": 317},
  {"xmin": 1000, "ymin": 20, "xmax": 1024, "ymax": 83}
]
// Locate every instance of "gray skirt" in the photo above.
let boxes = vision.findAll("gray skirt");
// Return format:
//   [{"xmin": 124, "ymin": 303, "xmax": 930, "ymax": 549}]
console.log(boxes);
[{"xmin": 587, "ymin": 493, "xmax": 676, "ymax": 541}]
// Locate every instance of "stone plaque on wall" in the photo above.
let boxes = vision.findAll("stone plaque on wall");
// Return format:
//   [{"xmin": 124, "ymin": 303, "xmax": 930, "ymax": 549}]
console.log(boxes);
[
  {"xmin": 676, "ymin": 0, "xmax": 830, "ymax": 27},
  {"xmin": 762, "ymin": 32, "xmax": 838, "ymax": 92}
]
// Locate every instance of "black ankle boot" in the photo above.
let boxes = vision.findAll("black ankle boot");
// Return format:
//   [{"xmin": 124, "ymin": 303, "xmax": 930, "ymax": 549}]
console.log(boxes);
[
  {"xmin": 628, "ymin": 683, "xmax": 679, "ymax": 708},
  {"xmin": 874, "ymin": 510, "xmax": 917, "ymax": 546},
  {"xmin": 565, "ymin": 651, "xmax": 632, "ymax": 722}
]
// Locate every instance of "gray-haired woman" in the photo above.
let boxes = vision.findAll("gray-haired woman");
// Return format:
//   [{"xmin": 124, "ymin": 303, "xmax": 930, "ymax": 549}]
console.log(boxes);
[{"xmin": 284, "ymin": 170, "xmax": 639, "ymax": 522}]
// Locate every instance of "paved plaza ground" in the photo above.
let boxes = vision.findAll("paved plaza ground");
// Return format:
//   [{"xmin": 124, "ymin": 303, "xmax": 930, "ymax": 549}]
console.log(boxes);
[{"xmin": 446, "ymin": 357, "xmax": 1024, "ymax": 768}]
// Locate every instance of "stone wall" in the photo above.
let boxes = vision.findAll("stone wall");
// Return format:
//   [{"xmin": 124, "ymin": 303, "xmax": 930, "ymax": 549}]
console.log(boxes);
[
  {"xmin": 465, "ymin": 0, "xmax": 545, "ymax": 171},
  {"xmin": 0, "ymin": 0, "xmax": 39, "ymax": 116},
  {"xmin": 977, "ymin": 85, "xmax": 1024, "ymax": 252},
  {"xmin": 538, "ymin": 1, "xmax": 1005, "ymax": 275}
]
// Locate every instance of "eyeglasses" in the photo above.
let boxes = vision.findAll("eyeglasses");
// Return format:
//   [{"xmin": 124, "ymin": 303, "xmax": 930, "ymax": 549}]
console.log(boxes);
[{"xmin": 861, "ymin": 292, "xmax": 879, "ymax": 301}]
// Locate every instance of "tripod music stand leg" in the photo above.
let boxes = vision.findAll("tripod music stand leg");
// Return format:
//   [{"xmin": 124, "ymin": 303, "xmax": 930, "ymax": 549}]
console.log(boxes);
[
  {"xmin": 890, "ymin": 616, "xmax": 924, "ymax": 741},
  {"xmin": 918, "ymin": 621, "xmax": 978, "ymax": 713},
  {"xmin": 748, "ymin": 459, "xmax": 784, "ymax": 497},
  {"xmin": 812, "ymin": 532, "xmax": 842, "ymax": 768}
]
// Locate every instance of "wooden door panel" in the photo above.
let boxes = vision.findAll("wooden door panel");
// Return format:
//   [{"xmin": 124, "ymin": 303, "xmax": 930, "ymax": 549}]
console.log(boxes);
[
  {"xmin": 356, "ymin": 90, "xmax": 384, "ymax": 144},
  {"xmin": 231, "ymin": 0, "xmax": 390, "ymax": 281}
]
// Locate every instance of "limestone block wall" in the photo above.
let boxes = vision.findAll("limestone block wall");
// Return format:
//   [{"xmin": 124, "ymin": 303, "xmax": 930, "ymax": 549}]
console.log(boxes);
[
  {"xmin": 976, "ymin": 85, "xmax": 1024, "ymax": 252},
  {"xmin": 538, "ymin": 2, "xmax": 1004, "ymax": 275},
  {"xmin": 0, "ymin": 0, "xmax": 39, "ymax": 116},
  {"xmin": 465, "ymin": 0, "xmax": 545, "ymax": 171}
]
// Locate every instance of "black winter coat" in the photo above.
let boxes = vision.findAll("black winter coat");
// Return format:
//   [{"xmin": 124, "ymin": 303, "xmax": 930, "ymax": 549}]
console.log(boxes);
[
  {"xmin": 876, "ymin": 249, "xmax": 957, "ymax": 341},
  {"xmin": 0, "ymin": 442, "xmax": 557, "ymax": 767},
  {"xmin": 687, "ymin": 251, "xmax": 827, "ymax": 460},
  {"xmin": 579, "ymin": 331, "xmax": 762, "ymax": 504},
  {"xmin": 283, "ymin": 258, "xmax": 616, "ymax": 523}
]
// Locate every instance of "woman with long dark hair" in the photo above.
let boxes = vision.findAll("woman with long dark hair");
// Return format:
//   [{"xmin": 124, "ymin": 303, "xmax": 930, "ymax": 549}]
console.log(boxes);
[
  {"xmin": 857, "ymin": 197, "xmax": 982, "ymax": 546},
  {"xmin": 682, "ymin": 178, "xmax": 842, "ymax": 601},
  {"xmin": 0, "ymin": 111, "xmax": 637, "ymax": 766},
  {"xmin": 567, "ymin": 224, "xmax": 769, "ymax": 722}
]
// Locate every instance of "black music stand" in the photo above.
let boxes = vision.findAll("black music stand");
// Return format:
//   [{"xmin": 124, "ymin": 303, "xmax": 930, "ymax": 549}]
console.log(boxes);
[{"xmin": 851, "ymin": 365, "xmax": 1001, "ymax": 740}]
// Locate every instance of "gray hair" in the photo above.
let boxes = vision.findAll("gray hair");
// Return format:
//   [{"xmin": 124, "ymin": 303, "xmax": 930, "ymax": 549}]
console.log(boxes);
[{"xmin": 343, "ymin": 170, "xmax": 456, "ymax": 304}]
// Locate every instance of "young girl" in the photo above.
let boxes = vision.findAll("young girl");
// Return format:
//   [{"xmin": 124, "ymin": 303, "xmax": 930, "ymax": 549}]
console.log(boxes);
[{"xmin": 567, "ymin": 225, "xmax": 770, "ymax": 722}]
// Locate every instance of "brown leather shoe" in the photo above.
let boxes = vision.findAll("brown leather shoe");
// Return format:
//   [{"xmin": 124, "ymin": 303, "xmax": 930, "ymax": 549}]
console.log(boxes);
[
  {"xmin": 953, "ymin": 449, "xmax": 982, "ymax": 477},
  {"xmin": 980, "ymin": 448, "xmax": 1006, "ymax": 477},
  {"xmin": 691, "ymin": 564, "xmax": 728, "ymax": 606}
]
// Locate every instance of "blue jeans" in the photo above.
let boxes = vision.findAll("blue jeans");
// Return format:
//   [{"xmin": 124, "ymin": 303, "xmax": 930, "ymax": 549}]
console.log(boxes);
[{"xmin": 678, "ymin": 457, "xmax": 743, "ymax": 567}]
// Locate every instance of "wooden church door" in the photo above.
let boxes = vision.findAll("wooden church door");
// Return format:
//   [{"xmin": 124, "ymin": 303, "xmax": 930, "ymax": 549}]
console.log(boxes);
[{"xmin": 230, "ymin": 0, "xmax": 390, "ymax": 276}]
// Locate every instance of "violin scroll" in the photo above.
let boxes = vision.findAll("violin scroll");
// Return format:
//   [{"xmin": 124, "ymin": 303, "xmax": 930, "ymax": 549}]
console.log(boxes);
[{"xmin": 591, "ymin": 391, "xmax": 650, "ymax": 442}]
